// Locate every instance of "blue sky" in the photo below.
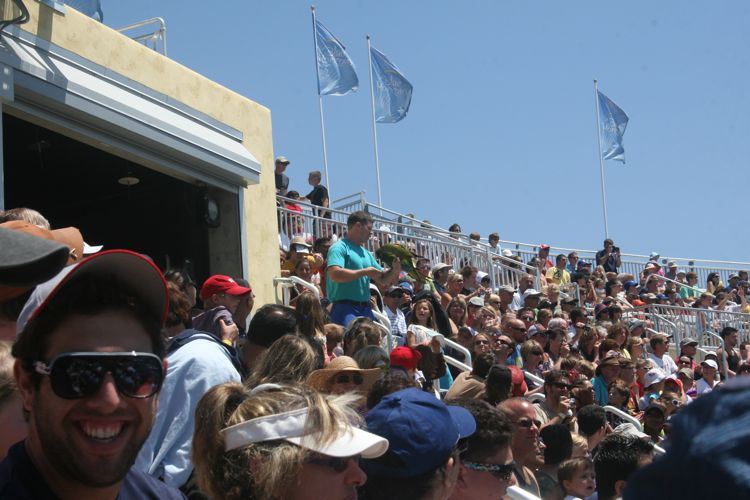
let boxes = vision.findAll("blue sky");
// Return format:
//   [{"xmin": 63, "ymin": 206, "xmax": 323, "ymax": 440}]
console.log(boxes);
[{"xmin": 103, "ymin": 1, "xmax": 750, "ymax": 263}]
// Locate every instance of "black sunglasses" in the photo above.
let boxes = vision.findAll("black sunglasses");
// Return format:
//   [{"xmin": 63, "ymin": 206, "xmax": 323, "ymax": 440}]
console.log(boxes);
[
  {"xmin": 33, "ymin": 351, "xmax": 164, "ymax": 400},
  {"xmin": 306, "ymin": 453, "xmax": 360, "ymax": 473},
  {"xmin": 334, "ymin": 374, "xmax": 364, "ymax": 385},
  {"xmin": 553, "ymin": 382, "xmax": 572, "ymax": 390},
  {"xmin": 514, "ymin": 418, "xmax": 542, "ymax": 429},
  {"xmin": 463, "ymin": 460, "xmax": 516, "ymax": 482}
]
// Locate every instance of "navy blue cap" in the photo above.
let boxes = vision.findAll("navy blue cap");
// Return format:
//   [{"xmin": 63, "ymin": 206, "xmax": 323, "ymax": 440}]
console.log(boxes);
[
  {"xmin": 624, "ymin": 377, "xmax": 750, "ymax": 499},
  {"xmin": 363, "ymin": 388, "xmax": 475, "ymax": 478},
  {"xmin": 624, "ymin": 280, "xmax": 639, "ymax": 290}
]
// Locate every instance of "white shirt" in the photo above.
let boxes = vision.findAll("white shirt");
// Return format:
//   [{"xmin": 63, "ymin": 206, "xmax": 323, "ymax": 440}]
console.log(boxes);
[
  {"xmin": 647, "ymin": 352, "xmax": 678, "ymax": 375},
  {"xmin": 696, "ymin": 377, "xmax": 717, "ymax": 395},
  {"xmin": 385, "ymin": 305, "xmax": 407, "ymax": 336}
]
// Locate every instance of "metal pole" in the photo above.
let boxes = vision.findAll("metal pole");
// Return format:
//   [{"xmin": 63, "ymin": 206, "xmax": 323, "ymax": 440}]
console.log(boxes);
[
  {"xmin": 366, "ymin": 36, "xmax": 383, "ymax": 215},
  {"xmin": 594, "ymin": 79, "xmax": 609, "ymax": 239},
  {"xmin": 311, "ymin": 6, "xmax": 332, "ymax": 197}
]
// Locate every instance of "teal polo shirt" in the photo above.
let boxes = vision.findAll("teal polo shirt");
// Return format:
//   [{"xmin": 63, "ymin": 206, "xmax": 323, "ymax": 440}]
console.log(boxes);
[{"xmin": 326, "ymin": 238, "xmax": 382, "ymax": 302}]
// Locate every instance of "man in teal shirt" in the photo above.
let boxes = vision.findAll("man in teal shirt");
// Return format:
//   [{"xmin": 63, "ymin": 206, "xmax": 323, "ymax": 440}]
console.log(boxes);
[{"xmin": 327, "ymin": 211, "xmax": 401, "ymax": 326}]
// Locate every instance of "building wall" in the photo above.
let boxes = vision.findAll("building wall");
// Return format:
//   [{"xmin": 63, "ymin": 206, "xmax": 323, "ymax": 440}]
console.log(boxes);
[{"xmin": 15, "ymin": 1, "xmax": 280, "ymax": 305}]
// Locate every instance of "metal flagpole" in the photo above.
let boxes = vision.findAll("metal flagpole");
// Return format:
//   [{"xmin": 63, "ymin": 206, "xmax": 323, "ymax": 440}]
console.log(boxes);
[
  {"xmin": 311, "ymin": 6, "xmax": 332, "ymax": 197},
  {"xmin": 366, "ymin": 35, "xmax": 383, "ymax": 213},
  {"xmin": 594, "ymin": 79, "xmax": 609, "ymax": 239}
]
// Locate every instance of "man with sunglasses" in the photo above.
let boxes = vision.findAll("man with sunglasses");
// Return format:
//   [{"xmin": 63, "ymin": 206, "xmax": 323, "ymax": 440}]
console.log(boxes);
[
  {"xmin": 1, "ymin": 250, "xmax": 183, "ymax": 499},
  {"xmin": 534, "ymin": 370, "xmax": 576, "ymax": 430},
  {"xmin": 447, "ymin": 399, "xmax": 516, "ymax": 500},
  {"xmin": 498, "ymin": 398, "xmax": 543, "ymax": 498}
]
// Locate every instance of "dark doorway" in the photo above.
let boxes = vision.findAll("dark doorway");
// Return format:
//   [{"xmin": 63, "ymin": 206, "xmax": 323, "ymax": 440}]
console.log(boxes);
[{"xmin": 3, "ymin": 113, "xmax": 211, "ymax": 280}]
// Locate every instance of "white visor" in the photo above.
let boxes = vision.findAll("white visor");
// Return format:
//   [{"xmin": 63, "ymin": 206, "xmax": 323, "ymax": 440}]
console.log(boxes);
[{"xmin": 222, "ymin": 407, "xmax": 388, "ymax": 459}]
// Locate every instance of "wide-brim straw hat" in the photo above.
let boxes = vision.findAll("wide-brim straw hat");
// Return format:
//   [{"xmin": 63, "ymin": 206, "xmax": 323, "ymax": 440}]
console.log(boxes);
[{"xmin": 307, "ymin": 356, "xmax": 381, "ymax": 392}]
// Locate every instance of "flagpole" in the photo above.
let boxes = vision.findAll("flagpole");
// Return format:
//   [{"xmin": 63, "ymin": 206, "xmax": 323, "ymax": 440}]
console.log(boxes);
[
  {"xmin": 311, "ymin": 5, "xmax": 332, "ymax": 197},
  {"xmin": 366, "ymin": 35, "xmax": 383, "ymax": 213},
  {"xmin": 594, "ymin": 79, "xmax": 609, "ymax": 239}
]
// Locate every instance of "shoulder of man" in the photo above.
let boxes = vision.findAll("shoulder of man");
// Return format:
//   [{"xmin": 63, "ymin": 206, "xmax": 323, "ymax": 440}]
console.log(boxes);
[{"xmin": 119, "ymin": 467, "xmax": 187, "ymax": 499}]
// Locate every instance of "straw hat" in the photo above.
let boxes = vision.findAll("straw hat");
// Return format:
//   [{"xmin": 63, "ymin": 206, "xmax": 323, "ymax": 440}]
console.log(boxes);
[{"xmin": 307, "ymin": 356, "xmax": 381, "ymax": 392}]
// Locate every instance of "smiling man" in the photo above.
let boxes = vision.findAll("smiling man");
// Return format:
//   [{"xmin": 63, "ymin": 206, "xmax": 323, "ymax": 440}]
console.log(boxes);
[{"xmin": 0, "ymin": 250, "xmax": 183, "ymax": 499}]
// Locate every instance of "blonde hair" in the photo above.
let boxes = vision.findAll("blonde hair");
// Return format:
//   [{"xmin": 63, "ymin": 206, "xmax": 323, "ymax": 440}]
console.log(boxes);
[
  {"xmin": 0, "ymin": 341, "xmax": 16, "ymax": 405},
  {"xmin": 245, "ymin": 335, "xmax": 321, "ymax": 388},
  {"xmin": 192, "ymin": 383, "xmax": 360, "ymax": 500}
]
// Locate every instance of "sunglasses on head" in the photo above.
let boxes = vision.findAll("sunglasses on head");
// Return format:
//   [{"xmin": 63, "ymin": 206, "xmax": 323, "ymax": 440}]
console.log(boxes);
[
  {"xmin": 33, "ymin": 351, "xmax": 164, "ymax": 400},
  {"xmin": 462, "ymin": 460, "xmax": 516, "ymax": 482},
  {"xmin": 306, "ymin": 453, "xmax": 360, "ymax": 473},
  {"xmin": 334, "ymin": 374, "xmax": 364, "ymax": 385}
]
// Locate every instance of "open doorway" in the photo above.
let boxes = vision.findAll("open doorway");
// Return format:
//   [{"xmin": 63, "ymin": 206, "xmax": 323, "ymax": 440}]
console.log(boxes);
[{"xmin": 2, "ymin": 112, "xmax": 220, "ymax": 281}]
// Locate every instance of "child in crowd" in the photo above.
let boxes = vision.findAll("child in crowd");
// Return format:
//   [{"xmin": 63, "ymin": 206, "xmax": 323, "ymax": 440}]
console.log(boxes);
[{"xmin": 558, "ymin": 457, "xmax": 596, "ymax": 500}]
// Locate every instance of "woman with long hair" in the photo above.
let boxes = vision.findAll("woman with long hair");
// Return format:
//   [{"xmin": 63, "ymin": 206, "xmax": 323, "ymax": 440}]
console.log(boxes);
[
  {"xmin": 606, "ymin": 321, "xmax": 630, "ymax": 359},
  {"xmin": 446, "ymin": 296, "xmax": 468, "ymax": 336},
  {"xmin": 406, "ymin": 298, "xmax": 438, "ymax": 348},
  {"xmin": 192, "ymin": 383, "xmax": 388, "ymax": 500},
  {"xmin": 293, "ymin": 293, "xmax": 328, "ymax": 357},
  {"xmin": 578, "ymin": 328, "xmax": 599, "ymax": 363},
  {"xmin": 245, "ymin": 335, "xmax": 323, "ymax": 387}
]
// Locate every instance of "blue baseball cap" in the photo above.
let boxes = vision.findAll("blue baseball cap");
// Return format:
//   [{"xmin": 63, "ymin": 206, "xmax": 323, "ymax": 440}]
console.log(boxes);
[
  {"xmin": 363, "ymin": 388, "xmax": 475, "ymax": 478},
  {"xmin": 624, "ymin": 280, "xmax": 639, "ymax": 290},
  {"xmin": 397, "ymin": 281, "xmax": 414, "ymax": 295}
]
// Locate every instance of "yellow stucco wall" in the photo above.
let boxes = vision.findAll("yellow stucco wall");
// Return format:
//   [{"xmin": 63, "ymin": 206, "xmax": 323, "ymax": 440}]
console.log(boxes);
[{"xmin": 16, "ymin": 1, "xmax": 280, "ymax": 305}]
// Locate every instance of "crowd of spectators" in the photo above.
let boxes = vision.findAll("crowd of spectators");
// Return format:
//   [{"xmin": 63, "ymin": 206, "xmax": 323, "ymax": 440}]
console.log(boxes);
[{"xmin": 4, "ymin": 201, "xmax": 750, "ymax": 500}]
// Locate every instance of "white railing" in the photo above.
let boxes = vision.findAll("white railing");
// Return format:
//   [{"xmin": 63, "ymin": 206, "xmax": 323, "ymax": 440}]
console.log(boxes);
[
  {"xmin": 277, "ymin": 196, "xmax": 540, "ymax": 291},
  {"xmin": 320, "ymin": 192, "xmax": 750, "ymax": 288},
  {"xmin": 331, "ymin": 191, "xmax": 366, "ymax": 212},
  {"xmin": 116, "ymin": 17, "xmax": 167, "ymax": 55},
  {"xmin": 272, "ymin": 276, "xmax": 320, "ymax": 306}
]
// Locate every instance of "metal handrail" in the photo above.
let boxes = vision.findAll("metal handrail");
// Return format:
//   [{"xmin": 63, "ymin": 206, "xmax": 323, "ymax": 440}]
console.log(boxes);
[
  {"xmin": 526, "ymin": 393, "xmax": 546, "ymax": 403},
  {"xmin": 115, "ymin": 17, "xmax": 167, "ymax": 55},
  {"xmin": 272, "ymin": 276, "xmax": 320, "ymax": 305},
  {"xmin": 703, "ymin": 331, "xmax": 728, "ymax": 379},
  {"xmin": 444, "ymin": 355, "xmax": 472, "ymax": 373},
  {"xmin": 603, "ymin": 405, "xmax": 642, "ymax": 430},
  {"xmin": 443, "ymin": 337, "xmax": 473, "ymax": 369},
  {"xmin": 524, "ymin": 370, "xmax": 544, "ymax": 387},
  {"xmin": 371, "ymin": 308, "xmax": 394, "ymax": 353},
  {"xmin": 507, "ymin": 485, "xmax": 542, "ymax": 500}
]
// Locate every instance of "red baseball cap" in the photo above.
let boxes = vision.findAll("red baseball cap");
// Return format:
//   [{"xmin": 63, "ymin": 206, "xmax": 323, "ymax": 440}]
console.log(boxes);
[
  {"xmin": 390, "ymin": 346, "xmax": 422, "ymax": 372},
  {"xmin": 199, "ymin": 275, "xmax": 251, "ymax": 301}
]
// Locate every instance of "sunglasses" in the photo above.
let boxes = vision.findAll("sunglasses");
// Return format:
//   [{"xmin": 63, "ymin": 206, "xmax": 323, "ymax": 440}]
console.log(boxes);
[
  {"xmin": 306, "ymin": 453, "xmax": 360, "ymax": 473},
  {"xmin": 531, "ymin": 351, "xmax": 544, "ymax": 356},
  {"xmin": 511, "ymin": 327, "xmax": 527, "ymax": 333},
  {"xmin": 33, "ymin": 351, "xmax": 164, "ymax": 400},
  {"xmin": 334, "ymin": 374, "xmax": 364, "ymax": 385},
  {"xmin": 553, "ymin": 382, "xmax": 572, "ymax": 390},
  {"xmin": 463, "ymin": 460, "xmax": 516, "ymax": 482},
  {"xmin": 514, "ymin": 418, "xmax": 542, "ymax": 429},
  {"xmin": 520, "ymin": 316, "xmax": 534, "ymax": 322},
  {"xmin": 475, "ymin": 340, "xmax": 490, "ymax": 346}
]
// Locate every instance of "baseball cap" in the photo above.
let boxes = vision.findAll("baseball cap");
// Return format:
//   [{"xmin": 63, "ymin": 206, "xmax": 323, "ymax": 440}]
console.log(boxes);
[
  {"xmin": 540, "ymin": 244, "xmax": 550, "ymax": 250},
  {"xmin": 468, "ymin": 296, "xmax": 485, "ymax": 307},
  {"xmin": 431, "ymin": 263, "xmax": 451, "ymax": 274},
  {"xmin": 498, "ymin": 285, "xmax": 515, "ymax": 294},
  {"xmin": 0, "ymin": 226, "xmax": 69, "ymax": 291},
  {"xmin": 643, "ymin": 368, "xmax": 667, "ymax": 387},
  {"xmin": 677, "ymin": 367, "xmax": 694, "ymax": 379},
  {"xmin": 16, "ymin": 249, "xmax": 169, "ymax": 335},
  {"xmin": 501, "ymin": 249, "xmax": 513, "ymax": 257},
  {"xmin": 701, "ymin": 359, "xmax": 719, "ymax": 370},
  {"xmin": 386, "ymin": 286, "xmax": 405, "ymax": 297},
  {"xmin": 398, "ymin": 281, "xmax": 414, "ymax": 295},
  {"xmin": 477, "ymin": 271, "xmax": 489, "ymax": 283},
  {"xmin": 222, "ymin": 406, "xmax": 388, "ymax": 459},
  {"xmin": 680, "ymin": 337, "xmax": 699, "ymax": 348},
  {"xmin": 561, "ymin": 294, "xmax": 578, "ymax": 304},
  {"xmin": 363, "ymin": 388, "xmax": 476, "ymax": 478},
  {"xmin": 522, "ymin": 288, "xmax": 542, "ymax": 299},
  {"xmin": 275, "ymin": 155, "xmax": 290, "ymax": 164},
  {"xmin": 649, "ymin": 252, "xmax": 660, "ymax": 260},
  {"xmin": 390, "ymin": 346, "xmax": 422, "ymax": 372},
  {"xmin": 676, "ymin": 269, "xmax": 687, "ymax": 276},
  {"xmin": 594, "ymin": 303, "xmax": 610, "ymax": 317},
  {"xmin": 577, "ymin": 260, "xmax": 592, "ymax": 268},
  {"xmin": 613, "ymin": 422, "xmax": 650, "ymax": 440},
  {"xmin": 627, "ymin": 319, "xmax": 645, "ymax": 332},
  {"xmin": 200, "ymin": 275, "xmax": 252, "ymax": 301}
]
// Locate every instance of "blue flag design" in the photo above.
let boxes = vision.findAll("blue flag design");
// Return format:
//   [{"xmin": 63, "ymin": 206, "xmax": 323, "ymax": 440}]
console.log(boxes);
[
  {"xmin": 370, "ymin": 46, "xmax": 412, "ymax": 123},
  {"xmin": 597, "ymin": 90, "xmax": 629, "ymax": 162},
  {"xmin": 315, "ymin": 20, "xmax": 358, "ymax": 96},
  {"xmin": 63, "ymin": 0, "xmax": 103, "ymax": 21}
]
